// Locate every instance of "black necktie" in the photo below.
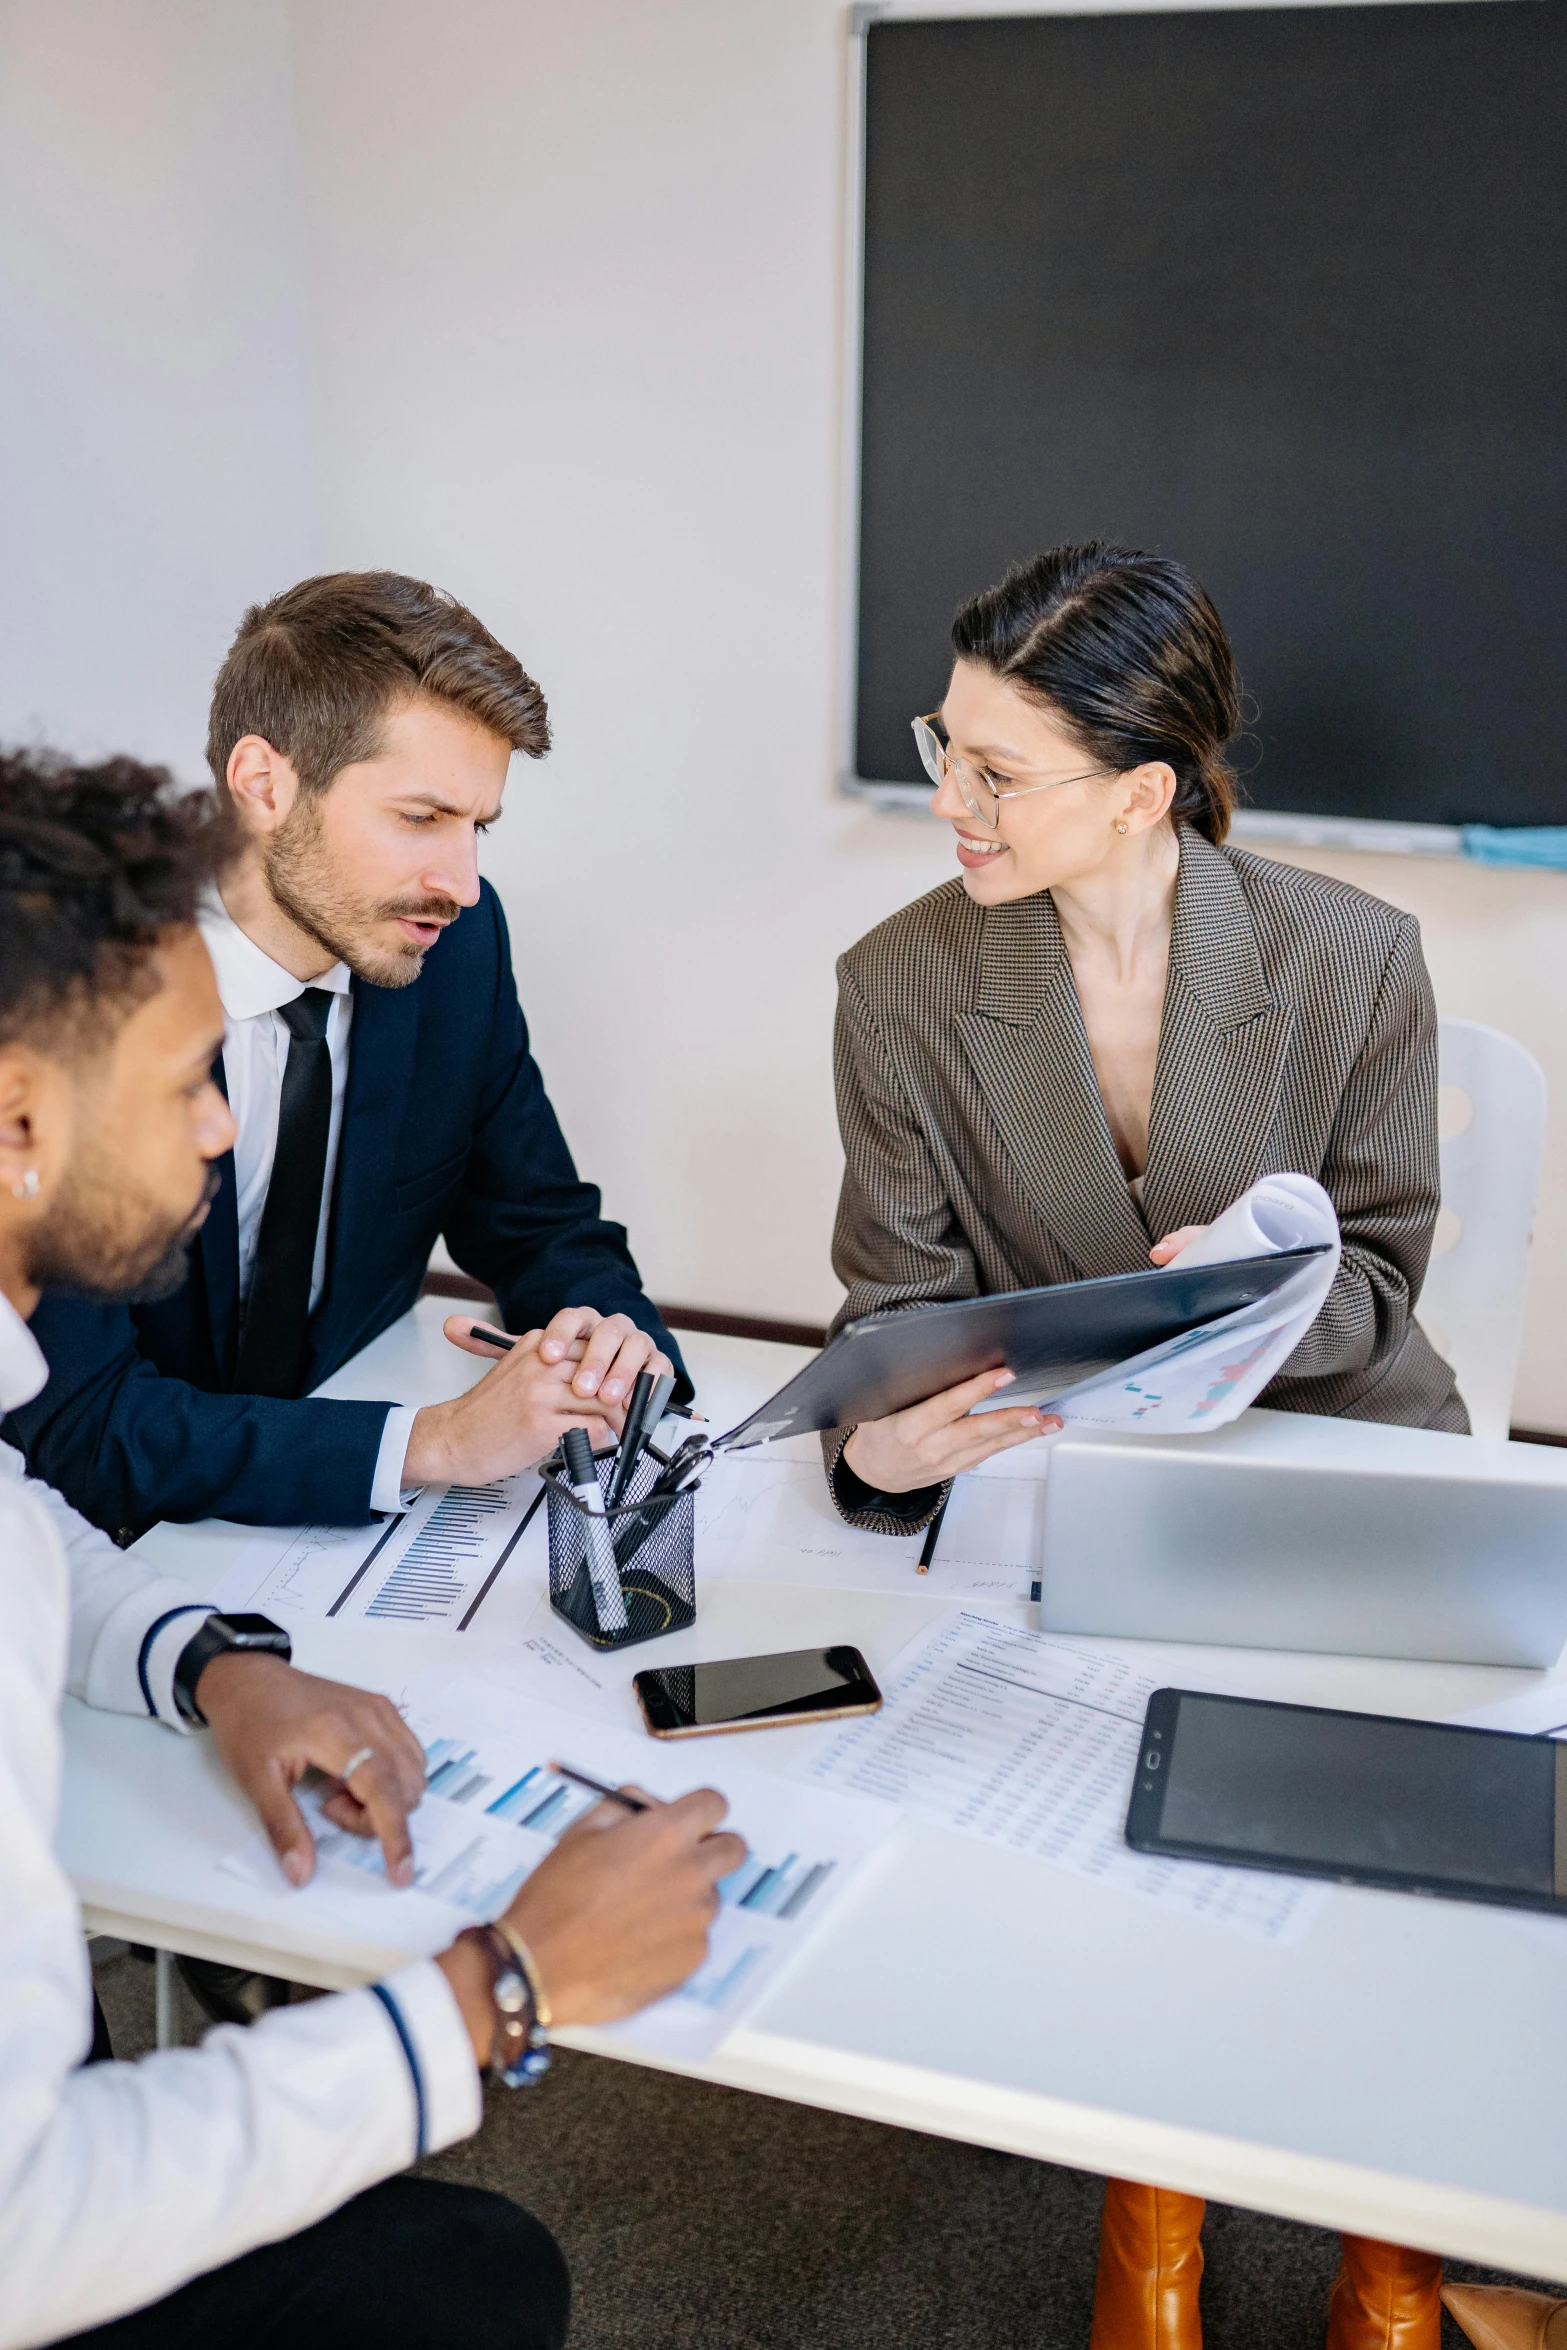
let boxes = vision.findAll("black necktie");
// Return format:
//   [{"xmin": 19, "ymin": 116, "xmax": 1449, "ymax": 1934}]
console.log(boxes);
[{"xmin": 235, "ymin": 988, "xmax": 335, "ymax": 1399}]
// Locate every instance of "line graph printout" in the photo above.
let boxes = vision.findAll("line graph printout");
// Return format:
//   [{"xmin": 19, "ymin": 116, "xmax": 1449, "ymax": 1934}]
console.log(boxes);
[
  {"xmin": 221, "ymin": 1670, "xmax": 897, "ymax": 2057},
  {"xmin": 210, "ymin": 1473, "xmax": 547, "ymax": 1636},
  {"xmin": 802, "ymin": 1611, "xmax": 1327, "ymax": 1947},
  {"xmin": 693, "ymin": 1452, "xmax": 1045, "ymax": 1600}
]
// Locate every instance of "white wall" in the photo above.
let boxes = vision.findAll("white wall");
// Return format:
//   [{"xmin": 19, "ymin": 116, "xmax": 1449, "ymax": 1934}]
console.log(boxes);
[
  {"xmin": 3, "ymin": 0, "xmax": 1564, "ymax": 1428},
  {"xmin": 0, "ymin": 0, "xmax": 319, "ymax": 770}
]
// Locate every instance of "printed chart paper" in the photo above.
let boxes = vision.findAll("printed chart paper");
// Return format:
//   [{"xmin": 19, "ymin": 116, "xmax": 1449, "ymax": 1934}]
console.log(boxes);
[
  {"xmin": 221, "ymin": 1671, "xmax": 897, "ymax": 2056},
  {"xmin": 693, "ymin": 1451, "xmax": 1045, "ymax": 1600},
  {"xmin": 802, "ymin": 1610, "xmax": 1327, "ymax": 1946},
  {"xmin": 211, "ymin": 1473, "xmax": 547, "ymax": 1636},
  {"xmin": 1026, "ymin": 1174, "xmax": 1341, "ymax": 1436}
]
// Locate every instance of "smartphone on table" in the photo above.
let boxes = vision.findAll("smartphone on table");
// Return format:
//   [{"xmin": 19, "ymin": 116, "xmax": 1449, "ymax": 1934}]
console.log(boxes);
[
  {"xmin": 634, "ymin": 1646, "xmax": 882, "ymax": 1739},
  {"xmin": 1126, "ymin": 1687, "xmax": 1567, "ymax": 1915}
]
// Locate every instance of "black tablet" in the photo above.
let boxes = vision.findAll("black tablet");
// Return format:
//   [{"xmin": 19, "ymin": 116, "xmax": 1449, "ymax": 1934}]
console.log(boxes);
[
  {"xmin": 1126, "ymin": 1688, "xmax": 1567, "ymax": 1916},
  {"xmin": 716, "ymin": 1247, "xmax": 1324, "ymax": 1448}
]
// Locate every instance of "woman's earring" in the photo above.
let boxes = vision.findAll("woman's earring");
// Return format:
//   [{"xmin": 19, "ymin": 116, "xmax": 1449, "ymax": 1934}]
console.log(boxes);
[
  {"xmin": 1116, "ymin": 821, "xmax": 1129, "ymax": 836},
  {"xmin": 10, "ymin": 1169, "xmax": 39, "ymax": 1199}
]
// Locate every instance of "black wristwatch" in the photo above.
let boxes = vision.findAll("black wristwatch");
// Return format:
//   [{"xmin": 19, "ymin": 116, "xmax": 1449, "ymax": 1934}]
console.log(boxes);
[{"xmin": 173, "ymin": 1612, "xmax": 293, "ymax": 1726}]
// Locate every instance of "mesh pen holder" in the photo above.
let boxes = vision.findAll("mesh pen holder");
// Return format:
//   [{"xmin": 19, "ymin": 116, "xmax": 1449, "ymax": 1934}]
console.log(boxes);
[{"xmin": 543, "ymin": 1443, "xmax": 699, "ymax": 1650}]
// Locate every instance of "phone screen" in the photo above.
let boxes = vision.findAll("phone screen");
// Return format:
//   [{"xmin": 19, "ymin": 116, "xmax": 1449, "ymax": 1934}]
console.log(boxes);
[
  {"xmin": 635, "ymin": 1647, "xmax": 882, "ymax": 1734},
  {"xmin": 1127, "ymin": 1688, "xmax": 1566, "ymax": 1910}
]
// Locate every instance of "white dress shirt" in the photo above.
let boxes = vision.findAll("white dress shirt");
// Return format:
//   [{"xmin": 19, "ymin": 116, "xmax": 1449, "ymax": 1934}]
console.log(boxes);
[
  {"xmin": 198, "ymin": 898, "xmax": 418, "ymax": 1511},
  {"xmin": 0, "ymin": 1289, "xmax": 480, "ymax": 2349}
]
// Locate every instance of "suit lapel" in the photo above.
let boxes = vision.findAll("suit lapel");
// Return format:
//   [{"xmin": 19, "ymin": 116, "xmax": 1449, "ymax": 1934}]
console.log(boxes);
[
  {"xmin": 1141, "ymin": 833, "xmax": 1296, "ymax": 1238},
  {"xmin": 198, "ymin": 1051, "xmax": 241, "ymax": 1383},
  {"xmin": 954, "ymin": 893, "xmax": 1153, "ymax": 1276},
  {"xmin": 306, "ymin": 976, "xmax": 420, "ymax": 1374}
]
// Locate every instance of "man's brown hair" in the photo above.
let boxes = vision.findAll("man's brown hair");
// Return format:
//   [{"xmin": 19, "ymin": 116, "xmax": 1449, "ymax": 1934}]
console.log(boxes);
[{"xmin": 206, "ymin": 571, "xmax": 550, "ymax": 796}]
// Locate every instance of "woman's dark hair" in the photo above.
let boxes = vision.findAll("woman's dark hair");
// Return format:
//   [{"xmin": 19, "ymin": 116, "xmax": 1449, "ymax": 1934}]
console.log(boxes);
[
  {"xmin": 0, "ymin": 749, "xmax": 237, "ymax": 1050},
  {"xmin": 951, "ymin": 543, "xmax": 1241, "ymax": 844}
]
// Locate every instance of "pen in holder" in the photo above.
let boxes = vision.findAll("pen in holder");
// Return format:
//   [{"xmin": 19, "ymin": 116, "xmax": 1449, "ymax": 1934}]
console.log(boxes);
[{"xmin": 543, "ymin": 1439, "xmax": 700, "ymax": 1650}]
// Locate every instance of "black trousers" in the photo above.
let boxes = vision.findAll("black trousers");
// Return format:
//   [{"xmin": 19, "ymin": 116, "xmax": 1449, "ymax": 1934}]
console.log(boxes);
[
  {"xmin": 48, "ymin": 2175, "xmax": 570, "ymax": 2350},
  {"xmin": 65, "ymin": 1999, "xmax": 569, "ymax": 2350}
]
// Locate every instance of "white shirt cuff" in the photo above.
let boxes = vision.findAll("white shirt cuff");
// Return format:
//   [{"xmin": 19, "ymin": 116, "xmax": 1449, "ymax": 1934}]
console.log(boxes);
[
  {"xmin": 73, "ymin": 1582, "xmax": 217, "ymax": 1731},
  {"xmin": 369, "ymin": 1406, "xmax": 422, "ymax": 1515},
  {"xmin": 372, "ymin": 1959, "xmax": 484, "ymax": 2155}
]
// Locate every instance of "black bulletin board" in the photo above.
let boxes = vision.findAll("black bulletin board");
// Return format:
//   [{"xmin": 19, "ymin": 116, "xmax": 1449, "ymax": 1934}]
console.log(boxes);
[{"xmin": 852, "ymin": 3, "xmax": 1567, "ymax": 830}]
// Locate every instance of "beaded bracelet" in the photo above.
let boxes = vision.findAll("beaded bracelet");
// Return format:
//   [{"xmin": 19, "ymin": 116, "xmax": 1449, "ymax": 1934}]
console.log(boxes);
[{"xmin": 457, "ymin": 1919, "xmax": 553, "ymax": 2087}]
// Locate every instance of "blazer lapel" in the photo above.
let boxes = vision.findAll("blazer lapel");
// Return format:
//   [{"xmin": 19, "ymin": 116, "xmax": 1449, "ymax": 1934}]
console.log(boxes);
[
  {"xmin": 307, "ymin": 977, "xmax": 420, "ymax": 1373},
  {"xmin": 197, "ymin": 1051, "xmax": 241, "ymax": 1384},
  {"xmin": 955, "ymin": 894, "xmax": 1153, "ymax": 1276},
  {"xmin": 1141, "ymin": 833, "xmax": 1296, "ymax": 1239}
]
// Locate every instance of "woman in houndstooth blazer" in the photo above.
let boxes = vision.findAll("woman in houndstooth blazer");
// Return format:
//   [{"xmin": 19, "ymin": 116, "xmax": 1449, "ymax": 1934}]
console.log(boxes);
[{"xmin": 824, "ymin": 543, "xmax": 1463, "ymax": 2350}]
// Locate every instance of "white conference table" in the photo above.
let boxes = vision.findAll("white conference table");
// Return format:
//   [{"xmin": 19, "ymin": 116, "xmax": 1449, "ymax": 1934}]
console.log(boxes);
[{"xmin": 59, "ymin": 1299, "xmax": 1567, "ymax": 2282}]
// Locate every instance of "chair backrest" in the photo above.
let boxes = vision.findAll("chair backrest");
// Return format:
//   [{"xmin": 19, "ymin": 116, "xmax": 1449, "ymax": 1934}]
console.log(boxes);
[{"xmin": 1417, "ymin": 1019, "xmax": 1547, "ymax": 1439}]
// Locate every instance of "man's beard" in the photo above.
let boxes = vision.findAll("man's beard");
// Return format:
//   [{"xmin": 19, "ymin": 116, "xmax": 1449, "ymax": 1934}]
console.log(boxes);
[
  {"xmin": 29, "ymin": 1155, "xmax": 220, "ymax": 1306},
  {"xmin": 264, "ymin": 796, "xmax": 461, "ymax": 989}
]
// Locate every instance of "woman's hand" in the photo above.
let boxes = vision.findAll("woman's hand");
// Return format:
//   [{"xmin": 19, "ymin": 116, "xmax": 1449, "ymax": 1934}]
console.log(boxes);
[
  {"xmin": 841, "ymin": 1367, "xmax": 1061, "ymax": 1494},
  {"xmin": 1149, "ymin": 1225, "xmax": 1205, "ymax": 1266}
]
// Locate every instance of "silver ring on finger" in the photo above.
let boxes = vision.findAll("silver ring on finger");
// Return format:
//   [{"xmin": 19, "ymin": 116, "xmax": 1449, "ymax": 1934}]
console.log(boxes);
[{"xmin": 341, "ymin": 1745, "xmax": 376, "ymax": 1785}]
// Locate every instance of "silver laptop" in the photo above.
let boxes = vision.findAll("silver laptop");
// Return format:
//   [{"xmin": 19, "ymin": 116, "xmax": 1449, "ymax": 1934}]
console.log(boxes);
[{"xmin": 1036, "ymin": 1408, "xmax": 1567, "ymax": 1666}]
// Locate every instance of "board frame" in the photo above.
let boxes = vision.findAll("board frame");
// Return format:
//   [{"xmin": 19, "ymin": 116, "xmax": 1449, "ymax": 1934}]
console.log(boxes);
[{"xmin": 835, "ymin": 0, "xmax": 1494, "ymax": 859}]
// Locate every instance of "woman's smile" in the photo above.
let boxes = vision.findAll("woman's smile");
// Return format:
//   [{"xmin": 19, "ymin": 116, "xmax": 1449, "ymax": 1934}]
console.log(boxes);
[{"xmin": 953, "ymin": 826, "xmax": 1009, "ymax": 867}]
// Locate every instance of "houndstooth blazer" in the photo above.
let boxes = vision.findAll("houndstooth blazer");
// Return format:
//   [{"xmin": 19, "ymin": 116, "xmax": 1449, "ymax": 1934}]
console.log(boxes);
[{"xmin": 825, "ymin": 828, "xmax": 1466, "ymax": 1529}]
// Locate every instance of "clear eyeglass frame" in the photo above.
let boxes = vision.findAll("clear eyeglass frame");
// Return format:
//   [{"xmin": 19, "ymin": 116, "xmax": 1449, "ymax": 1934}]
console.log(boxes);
[{"xmin": 911, "ymin": 712, "xmax": 1110, "ymax": 830}]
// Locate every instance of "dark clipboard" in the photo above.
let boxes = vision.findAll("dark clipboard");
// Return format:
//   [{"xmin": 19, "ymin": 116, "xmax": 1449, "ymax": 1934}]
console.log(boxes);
[{"xmin": 715, "ymin": 1247, "xmax": 1328, "ymax": 1450}]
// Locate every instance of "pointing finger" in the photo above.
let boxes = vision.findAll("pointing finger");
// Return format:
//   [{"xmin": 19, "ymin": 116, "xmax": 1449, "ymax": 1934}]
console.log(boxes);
[
  {"xmin": 320, "ymin": 1744, "xmax": 416, "ymax": 1887},
  {"xmin": 250, "ymin": 1762, "xmax": 317, "ymax": 1889}
]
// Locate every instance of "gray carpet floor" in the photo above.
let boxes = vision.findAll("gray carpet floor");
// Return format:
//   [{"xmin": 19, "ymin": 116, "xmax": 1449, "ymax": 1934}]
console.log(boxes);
[{"xmin": 94, "ymin": 1952, "xmax": 1553, "ymax": 2349}]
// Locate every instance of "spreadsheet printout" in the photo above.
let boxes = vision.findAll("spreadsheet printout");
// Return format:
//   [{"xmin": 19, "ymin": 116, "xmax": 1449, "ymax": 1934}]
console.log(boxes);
[
  {"xmin": 802, "ymin": 1610, "xmax": 1327, "ymax": 1946},
  {"xmin": 210, "ymin": 1472, "xmax": 547, "ymax": 1636}
]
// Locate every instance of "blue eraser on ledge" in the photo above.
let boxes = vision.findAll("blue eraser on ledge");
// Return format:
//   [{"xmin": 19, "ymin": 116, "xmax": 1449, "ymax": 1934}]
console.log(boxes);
[{"xmin": 1462, "ymin": 825, "xmax": 1567, "ymax": 871}]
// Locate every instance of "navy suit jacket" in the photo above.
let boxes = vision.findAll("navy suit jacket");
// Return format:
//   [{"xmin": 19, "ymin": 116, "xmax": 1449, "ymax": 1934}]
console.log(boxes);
[{"xmin": 7, "ymin": 883, "xmax": 684, "ymax": 1532}]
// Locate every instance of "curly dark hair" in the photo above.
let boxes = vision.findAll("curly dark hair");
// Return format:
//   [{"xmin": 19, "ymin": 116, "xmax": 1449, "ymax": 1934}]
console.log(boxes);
[{"xmin": 0, "ymin": 748, "xmax": 238, "ymax": 1048}]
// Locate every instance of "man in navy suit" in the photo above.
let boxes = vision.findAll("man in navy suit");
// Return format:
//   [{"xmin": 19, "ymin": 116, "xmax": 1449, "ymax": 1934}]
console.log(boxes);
[{"xmin": 6, "ymin": 572, "xmax": 684, "ymax": 1542}]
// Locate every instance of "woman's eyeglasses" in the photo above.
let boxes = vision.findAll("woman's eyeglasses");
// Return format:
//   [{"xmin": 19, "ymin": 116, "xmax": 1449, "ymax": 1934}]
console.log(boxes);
[{"xmin": 912, "ymin": 713, "xmax": 1110, "ymax": 831}]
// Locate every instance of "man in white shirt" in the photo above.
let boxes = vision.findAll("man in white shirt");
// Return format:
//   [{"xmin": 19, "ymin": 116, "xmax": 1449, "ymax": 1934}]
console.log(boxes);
[{"xmin": 0, "ymin": 745, "xmax": 743, "ymax": 2349}]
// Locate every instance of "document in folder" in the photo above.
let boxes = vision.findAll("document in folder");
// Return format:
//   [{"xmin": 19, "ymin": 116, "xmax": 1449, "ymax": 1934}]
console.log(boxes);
[{"xmin": 717, "ymin": 1247, "xmax": 1325, "ymax": 1450}]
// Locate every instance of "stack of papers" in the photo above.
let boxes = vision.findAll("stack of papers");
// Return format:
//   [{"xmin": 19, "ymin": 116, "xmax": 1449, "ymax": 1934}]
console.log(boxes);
[{"xmin": 1044, "ymin": 1174, "xmax": 1341, "ymax": 1434}]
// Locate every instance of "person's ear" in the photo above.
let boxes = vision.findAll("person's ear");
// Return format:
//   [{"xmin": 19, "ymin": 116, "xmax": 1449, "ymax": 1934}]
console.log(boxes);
[
  {"xmin": 1117, "ymin": 761, "xmax": 1178, "ymax": 834},
  {"xmin": 0, "ymin": 1045, "xmax": 64, "ymax": 1209},
  {"xmin": 226, "ymin": 735, "xmax": 303, "ymax": 837}
]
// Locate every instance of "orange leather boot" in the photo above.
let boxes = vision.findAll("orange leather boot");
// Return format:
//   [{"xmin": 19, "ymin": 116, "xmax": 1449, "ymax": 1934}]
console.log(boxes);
[
  {"xmin": 1326, "ymin": 2235, "xmax": 1444, "ymax": 2349},
  {"xmin": 1441, "ymin": 2284, "xmax": 1567, "ymax": 2350},
  {"xmin": 1088, "ymin": 2178, "xmax": 1206, "ymax": 2349}
]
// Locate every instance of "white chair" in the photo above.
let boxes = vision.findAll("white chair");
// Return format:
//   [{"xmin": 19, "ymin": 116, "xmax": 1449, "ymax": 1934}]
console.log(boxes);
[{"xmin": 1416, "ymin": 1019, "xmax": 1547, "ymax": 1440}]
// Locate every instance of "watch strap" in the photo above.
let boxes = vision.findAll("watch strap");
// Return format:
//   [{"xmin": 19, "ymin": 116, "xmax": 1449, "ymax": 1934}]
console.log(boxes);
[{"xmin": 172, "ymin": 1613, "xmax": 292, "ymax": 1726}]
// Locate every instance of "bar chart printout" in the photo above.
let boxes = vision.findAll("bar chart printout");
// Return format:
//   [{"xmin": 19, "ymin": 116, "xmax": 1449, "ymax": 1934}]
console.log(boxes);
[
  {"xmin": 803, "ymin": 1610, "xmax": 1328, "ymax": 1948},
  {"xmin": 221, "ymin": 1672, "xmax": 897, "ymax": 2059},
  {"xmin": 210, "ymin": 1473, "xmax": 546, "ymax": 1633}
]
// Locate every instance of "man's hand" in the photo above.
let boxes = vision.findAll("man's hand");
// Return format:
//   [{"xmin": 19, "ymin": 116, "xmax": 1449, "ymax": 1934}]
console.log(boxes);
[
  {"xmin": 842, "ymin": 1366, "xmax": 1061, "ymax": 1494},
  {"xmin": 400, "ymin": 1309, "xmax": 675, "ymax": 1487},
  {"xmin": 197, "ymin": 1652, "xmax": 427, "ymax": 1889},
  {"xmin": 435, "ymin": 1784, "xmax": 746, "ymax": 2059}
]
